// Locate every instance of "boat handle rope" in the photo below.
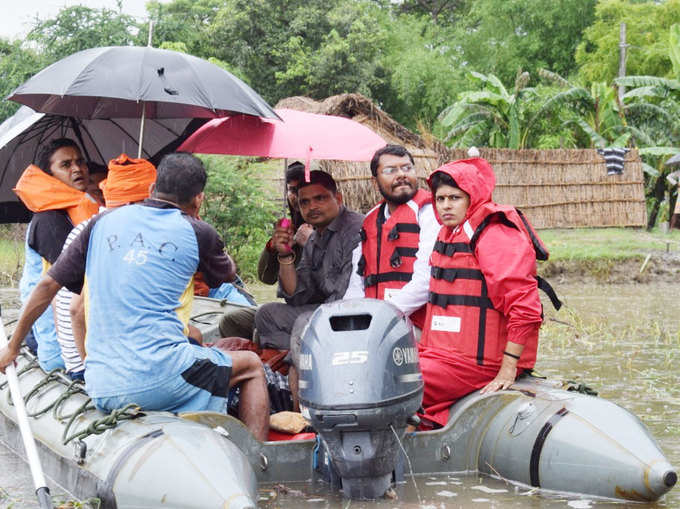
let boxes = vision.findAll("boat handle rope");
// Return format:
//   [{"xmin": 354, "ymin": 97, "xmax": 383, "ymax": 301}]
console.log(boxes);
[
  {"xmin": 2, "ymin": 350, "xmax": 146, "ymax": 449},
  {"xmin": 190, "ymin": 311, "xmax": 227, "ymax": 325},
  {"xmin": 22, "ymin": 369, "xmax": 72, "ymax": 418},
  {"xmin": 0, "ymin": 355, "xmax": 41, "ymax": 392},
  {"xmin": 52, "ymin": 380, "xmax": 96, "ymax": 422},
  {"xmin": 62, "ymin": 403, "xmax": 144, "ymax": 445},
  {"xmin": 60, "ymin": 396, "xmax": 98, "ymax": 446}
]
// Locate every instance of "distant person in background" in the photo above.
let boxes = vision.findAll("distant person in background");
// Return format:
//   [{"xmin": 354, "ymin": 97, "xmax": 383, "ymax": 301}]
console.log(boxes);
[
  {"xmin": 86, "ymin": 162, "xmax": 108, "ymax": 206},
  {"xmin": 12, "ymin": 138, "xmax": 99, "ymax": 371}
]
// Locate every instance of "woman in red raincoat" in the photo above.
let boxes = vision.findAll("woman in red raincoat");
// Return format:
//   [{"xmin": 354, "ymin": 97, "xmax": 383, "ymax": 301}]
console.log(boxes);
[{"xmin": 419, "ymin": 158, "xmax": 544, "ymax": 427}]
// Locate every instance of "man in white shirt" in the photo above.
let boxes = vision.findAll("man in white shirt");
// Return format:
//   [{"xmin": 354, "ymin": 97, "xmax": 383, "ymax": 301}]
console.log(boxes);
[{"xmin": 344, "ymin": 145, "xmax": 440, "ymax": 334}]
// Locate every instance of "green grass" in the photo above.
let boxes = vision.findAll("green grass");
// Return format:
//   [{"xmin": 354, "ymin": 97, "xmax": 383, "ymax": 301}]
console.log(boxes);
[
  {"xmin": 539, "ymin": 227, "xmax": 680, "ymax": 262},
  {"xmin": 0, "ymin": 226, "xmax": 24, "ymax": 287}
]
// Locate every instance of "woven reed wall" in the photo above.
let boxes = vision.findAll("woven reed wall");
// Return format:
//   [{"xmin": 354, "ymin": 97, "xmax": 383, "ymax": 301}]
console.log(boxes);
[
  {"xmin": 272, "ymin": 94, "xmax": 647, "ymax": 228},
  {"xmin": 445, "ymin": 148, "xmax": 647, "ymax": 228}
]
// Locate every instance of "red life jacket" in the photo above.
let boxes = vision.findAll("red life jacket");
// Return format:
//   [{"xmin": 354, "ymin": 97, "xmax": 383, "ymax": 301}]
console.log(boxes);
[
  {"xmin": 422, "ymin": 203, "xmax": 558, "ymax": 369},
  {"xmin": 357, "ymin": 189, "xmax": 431, "ymax": 328}
]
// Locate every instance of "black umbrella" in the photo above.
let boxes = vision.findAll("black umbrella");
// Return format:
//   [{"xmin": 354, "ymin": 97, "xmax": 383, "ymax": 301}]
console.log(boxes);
[
  {"xmin": 8, "ymin": 46, "xmax": 278, "ymax": 120},
  {"xmin": 7, "ymin": 45, "xmax": 279, "ymax": 159},
  {"xmin": 0, "ymin": 106, "xmax": 206, "ymax": 223}
]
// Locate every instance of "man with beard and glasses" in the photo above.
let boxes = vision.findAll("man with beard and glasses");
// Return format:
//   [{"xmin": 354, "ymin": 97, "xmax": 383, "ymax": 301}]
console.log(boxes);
[{"xmin": 344, "ymin": 145, "xmax": 440, "ymax": 336}]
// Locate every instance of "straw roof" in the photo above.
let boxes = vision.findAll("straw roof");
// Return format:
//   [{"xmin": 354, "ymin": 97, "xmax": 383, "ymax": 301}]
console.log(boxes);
[{"xmin": 273, "ymin": 94, "xmax": 647, "ymax": 228}]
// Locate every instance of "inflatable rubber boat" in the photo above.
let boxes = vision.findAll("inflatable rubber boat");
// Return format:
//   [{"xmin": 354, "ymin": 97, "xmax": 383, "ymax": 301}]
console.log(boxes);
[{"xmin": 0, "ymin": 297, "xmax": 676, "ymax": 507}]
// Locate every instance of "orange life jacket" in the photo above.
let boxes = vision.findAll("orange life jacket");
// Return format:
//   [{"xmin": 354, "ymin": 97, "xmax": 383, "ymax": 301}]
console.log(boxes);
[
  {"xmin": 13, "ymin": 165, "xmax": 99, "ymax": 225},
  {"xmin": 422, "ymin": 203, "xmax": 558, "ymax": 369},
  {"xmin": 357, "ymin": 189, "xmax": 430, "ymax": 328}
]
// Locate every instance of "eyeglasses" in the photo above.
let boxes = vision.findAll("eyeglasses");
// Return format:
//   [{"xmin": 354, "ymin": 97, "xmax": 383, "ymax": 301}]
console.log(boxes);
[{"xmin": 381, "ymin": 164, "xmax": 415, "ymax": 176}]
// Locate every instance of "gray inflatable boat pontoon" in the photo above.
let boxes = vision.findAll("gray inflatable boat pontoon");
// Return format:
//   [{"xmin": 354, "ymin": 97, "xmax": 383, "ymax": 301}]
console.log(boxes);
[{"xmin": 0, "ymin": 297, "xmax": 676, "ymax": 507}]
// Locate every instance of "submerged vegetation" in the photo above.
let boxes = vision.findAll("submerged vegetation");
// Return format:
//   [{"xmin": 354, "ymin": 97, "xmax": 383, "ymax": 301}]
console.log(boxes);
[{"xmin": 539, "ymin": 288, "xmax": 680, "ymax": 413}]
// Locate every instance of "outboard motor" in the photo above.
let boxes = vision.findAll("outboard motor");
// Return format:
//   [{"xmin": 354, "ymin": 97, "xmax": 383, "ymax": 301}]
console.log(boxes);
[{"xmin": 297, "ymin": 299, "xmax": 423, "ymax": 499}]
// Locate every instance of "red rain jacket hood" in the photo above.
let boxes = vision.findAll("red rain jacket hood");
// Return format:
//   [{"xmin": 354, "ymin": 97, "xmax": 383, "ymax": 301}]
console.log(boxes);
[{"xmin": 426, "ymin": 158, "xmax": 495, "ymax": 227}]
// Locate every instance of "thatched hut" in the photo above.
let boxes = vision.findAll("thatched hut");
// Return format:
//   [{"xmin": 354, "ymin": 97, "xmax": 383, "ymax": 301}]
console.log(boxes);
[{"xmin": 275, "ymin": 94, "xmax": 647, "ymax": 228}]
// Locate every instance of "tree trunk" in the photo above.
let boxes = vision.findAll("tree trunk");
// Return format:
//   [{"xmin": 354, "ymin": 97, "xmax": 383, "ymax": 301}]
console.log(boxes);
[
  {"xmin": 646, "ymin": 176, "xmax": 666, "ymax": 231},
  {"xmin": 670, "ymin": 185, "xmax": 680, "ymax": 229}
]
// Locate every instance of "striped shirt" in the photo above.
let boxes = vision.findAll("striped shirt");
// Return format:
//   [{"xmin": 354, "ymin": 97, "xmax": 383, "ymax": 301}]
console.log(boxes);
[{"xmin": 54, "ymin": 219, "xmax": 92, "ymax": 374}]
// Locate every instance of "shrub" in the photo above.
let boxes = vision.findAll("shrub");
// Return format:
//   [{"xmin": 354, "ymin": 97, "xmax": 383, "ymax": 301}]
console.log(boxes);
[{"xmin": 199, "ymin": 156, "xmax": 279, "ymax": 281}]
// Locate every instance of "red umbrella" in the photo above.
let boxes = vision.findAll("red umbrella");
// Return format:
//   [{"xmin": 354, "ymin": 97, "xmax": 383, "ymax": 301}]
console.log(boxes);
[{"xmin": 178, "ymin": 108, "xmax": 386, "ymax": 179}]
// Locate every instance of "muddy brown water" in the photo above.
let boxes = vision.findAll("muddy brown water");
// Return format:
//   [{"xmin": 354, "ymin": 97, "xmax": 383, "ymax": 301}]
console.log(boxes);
[{"xmin": 1, "ymin": 284, "xmax": 678, "ymax": 508}]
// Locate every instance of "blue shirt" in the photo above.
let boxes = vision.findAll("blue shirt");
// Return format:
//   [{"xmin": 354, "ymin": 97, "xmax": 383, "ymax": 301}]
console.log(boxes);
[
  {"xmin": 49, "ymin": 200, "xmax": 233, "ymax": 398},
  {"xmin": 20, "ymin": 211, "xmax": 72, "ymax": 371}
]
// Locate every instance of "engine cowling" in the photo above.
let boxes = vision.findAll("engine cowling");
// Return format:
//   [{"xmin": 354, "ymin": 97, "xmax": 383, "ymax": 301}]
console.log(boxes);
[{"xmin": 298, "ymin": 298, "xmax": 423, "ymax": 499}]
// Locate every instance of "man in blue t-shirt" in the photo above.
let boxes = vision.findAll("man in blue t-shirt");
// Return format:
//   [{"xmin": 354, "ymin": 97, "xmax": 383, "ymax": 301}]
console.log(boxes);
[{"xmin": 1, "ymin": 153, "xmax": 269, "ymax": 441}]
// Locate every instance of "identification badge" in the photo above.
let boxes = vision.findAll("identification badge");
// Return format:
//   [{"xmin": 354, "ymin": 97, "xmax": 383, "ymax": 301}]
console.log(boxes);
[
  {"xmin": 431, "ymin": 315, "xmax": 461, "ymax": 332},
  {"xmin": 383, "ymin": 288, "xmax": 401, "ymax": 301}
]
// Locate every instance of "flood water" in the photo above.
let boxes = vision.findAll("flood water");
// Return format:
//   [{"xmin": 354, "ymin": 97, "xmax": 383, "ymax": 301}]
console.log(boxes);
[
  {"xmin": 258, "ymin": 283, "xmax": 680, "ymax": 509},
  {"xmin": 1, "ymin": 283, "xmax": 679, "ymax": 508}
]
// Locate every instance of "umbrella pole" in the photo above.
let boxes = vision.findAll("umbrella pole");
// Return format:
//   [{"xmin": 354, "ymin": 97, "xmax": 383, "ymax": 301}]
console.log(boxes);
[
  {"xmin": 137, "ymin": 21, "xmax": 154, "ymax": 160},
  {"xmin": 282, "ymin": 158, "xmax": 288, "ymax": 216},
  {"xmin": 0, "ymin": 311, "xmax": 54, "ymax": 509},
  {"xmin": 137, "ymin": 102, "xmax": 146, "ymax": 159}
]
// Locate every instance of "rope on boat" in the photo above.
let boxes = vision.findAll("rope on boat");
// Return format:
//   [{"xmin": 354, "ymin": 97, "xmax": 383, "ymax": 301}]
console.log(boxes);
[
  {"xmin": 60, "ymin": 396, "xmax": 97, "ymax": 445},
  {"xmin": 2, "ymin": 350, "xmax": 145, "ymax": 452},
  {"xmin": 62, "ymin": 403, "xmax": 144, "ymax": 445},
  {"xmin": 51, "ymin": 379, "xmax": 95, "ymax": 422},
  {"xmin": 0, "ymin": 356, "xmax": 40, "ymax": 392},
  {"xmin": 189, "ymin": 310, "xmax": 228, "ymax": 324},
  {"xmin": 23, "ymin": 369, "xmax": 72, "ymax": 417}
]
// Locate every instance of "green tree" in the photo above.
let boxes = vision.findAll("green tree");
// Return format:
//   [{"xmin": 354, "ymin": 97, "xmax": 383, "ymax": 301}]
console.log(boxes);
[
  {"xmin": 576, "ymin": 0, "xmax": 680, "ymax": 84},
  {"xmin": 453, "ymin": 0, "xmax": 596, "ymax": 85},
  {"xmin": 199, "ymin": 156, "xmax": 278, "ymax": 281},
  {"xmin": 145, "ymin": 0, "xmax": 221, "ymax": 57},
  {"xmin": 538, "ymin": 70, "xmax": 630, "ymax": 148},
  {"xmin": 0, "ymin": 40, "xmax": 46, "ymax": 122},
  {"xmin": 380, "ymin": 14, "xmax": 464, "ymax": 131},
  {"xmin": 611, "ymin": 24, "xmax": 680, "ymax": 228},
  {"xmin": 395, "ymin": 0, "xmax": 469, "ymax": 24},
  {"xmin": 274, "ymin": 2, "xmax": 388, "ymax": 100},
  {"xmin": 438, "ymin": 70, "xmax": 538, "ymax": 149},
  {"xmin": 209, "ymin": 0, "xmax": 389, "ymax": 103},
  {"xmin": 27, "ymin": 4, "xmax": 139, "ymax": 61}
]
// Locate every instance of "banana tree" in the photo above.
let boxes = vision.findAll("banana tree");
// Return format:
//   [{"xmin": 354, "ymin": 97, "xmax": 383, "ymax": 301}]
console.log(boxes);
[
  {"xmin": 537, "ymin": 70, "xmax": 630, "ymax": 148},
  {"xmin": 612, "ymin": 24, "xmax": 680, "ymax": 228},
  {"xmin": 438, "ymin": 70, "xmax": 537, "ymax": 149}
]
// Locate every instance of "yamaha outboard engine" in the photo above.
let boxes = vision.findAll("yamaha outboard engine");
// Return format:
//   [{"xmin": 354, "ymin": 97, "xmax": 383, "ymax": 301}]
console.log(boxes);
[{"xmin": 297, "ymin": 299, "xmax": 423, "ymax": 499}]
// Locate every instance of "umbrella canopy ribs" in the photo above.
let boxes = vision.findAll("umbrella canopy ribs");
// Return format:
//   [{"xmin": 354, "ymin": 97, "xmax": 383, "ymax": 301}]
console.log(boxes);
[{"xmin": 8, "ymin": 46, "xmax": 278, "ymax": 120}]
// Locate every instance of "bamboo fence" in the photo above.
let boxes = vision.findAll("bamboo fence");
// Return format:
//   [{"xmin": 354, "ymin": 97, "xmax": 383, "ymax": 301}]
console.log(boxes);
[{"xmin": 272, "ymin": 94, "xmax": 647, "ymax": 228}]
